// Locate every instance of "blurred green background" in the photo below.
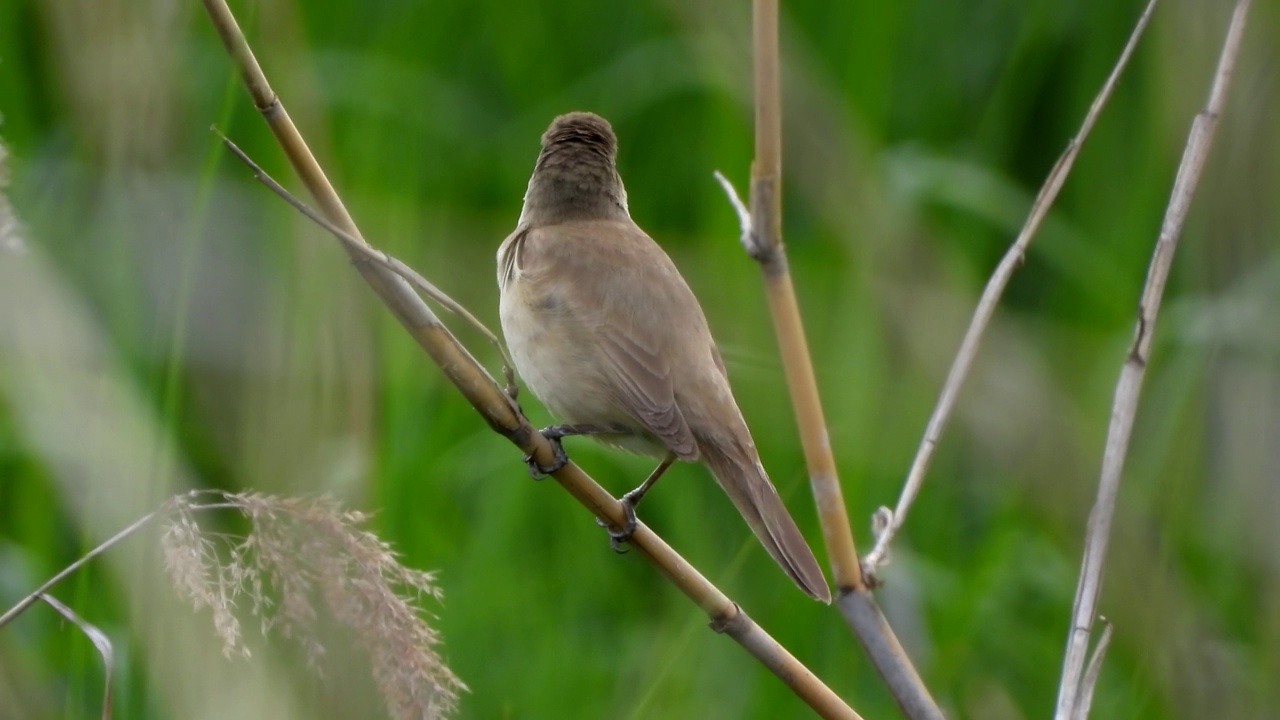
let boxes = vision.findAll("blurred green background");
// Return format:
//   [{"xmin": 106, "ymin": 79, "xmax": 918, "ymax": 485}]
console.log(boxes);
[{"xmin": 2, "ymin": 0, "xmax": 1278, "ymax": 718}]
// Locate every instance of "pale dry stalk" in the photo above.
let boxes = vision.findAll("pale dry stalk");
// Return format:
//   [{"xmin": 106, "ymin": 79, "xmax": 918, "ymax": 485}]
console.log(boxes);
[
  {"xmin": 1055, "ymin": 1, "xmax": 1252, "ymax": 717},
  {"xmin": 863, "ymin": 0, "xmax": 1160, "ymax": 574}
]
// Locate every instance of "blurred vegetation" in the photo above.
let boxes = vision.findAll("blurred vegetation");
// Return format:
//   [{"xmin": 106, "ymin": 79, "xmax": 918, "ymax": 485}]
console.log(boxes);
[{"xmin": 1, "ymin": 0, "xmax": 1278, "ymax": 718}]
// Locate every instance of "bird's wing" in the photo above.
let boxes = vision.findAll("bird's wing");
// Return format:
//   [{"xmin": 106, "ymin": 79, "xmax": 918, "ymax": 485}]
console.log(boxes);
[
  {"xmin": 594, "ymin": 322, "xmax": 697, "ymax": 459},
  {"xmin": 518, "ymin": 221, "xmax": 700, "ymax": 460}
]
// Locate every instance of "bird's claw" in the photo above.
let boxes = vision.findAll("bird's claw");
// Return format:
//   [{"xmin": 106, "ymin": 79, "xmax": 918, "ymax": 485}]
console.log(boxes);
[
  {"xmin": 524, "ymin": 424, "xmax": 624, "ymax": 480},
  {"xmin": 596, "ymin": 491, "xmax": 640, "ymax": 553},
  {"xmin": 524, "ymin": 433, "xmax": 569, "ymax": 480}
]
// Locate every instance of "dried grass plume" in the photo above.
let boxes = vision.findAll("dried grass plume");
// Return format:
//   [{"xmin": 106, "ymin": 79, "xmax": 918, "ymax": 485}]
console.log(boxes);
[{"xmin": 160, "ymin": 490, "xmax": 466, "ymax": 720}]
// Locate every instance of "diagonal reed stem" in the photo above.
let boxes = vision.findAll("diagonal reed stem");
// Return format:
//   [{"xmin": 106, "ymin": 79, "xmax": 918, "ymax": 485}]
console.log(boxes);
[{"xmin": 863, "ymin": 0, "xmax": 1160, "ymax": 575}]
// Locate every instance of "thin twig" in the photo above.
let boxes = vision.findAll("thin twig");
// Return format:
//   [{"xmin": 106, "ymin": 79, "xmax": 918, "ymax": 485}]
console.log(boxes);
[
  {"xmin": 198, "ymin": 1, "xmax": 859, "ymax": 716},
  {"xmin": 863, "ymin": 0, "xmax": 1160, "ymax": 575},
  {"xmin": 0, "ymin": 511, "xmax": 158, "ymax": 629},
  {"xmin": 0, "ymin": 490, "xmax": 238, "ymax": 629},
  {"xmin": 38, "ymin": 593, "xmax": 115, "ymax": 720},
  {"xmin": 214, "ymin": 129, "xmax": 517, "ymax": 396},
  {"xmin": 713, "ymin": 171, "xmax": 751, "ymax": 246},
  {"xmin": 1054, "ymin": 2, "xmax": 1251, "ymax": 717},
  {"xmin": 1072, "ymin": 618, "xmax": 1113, "ymax": 720}
]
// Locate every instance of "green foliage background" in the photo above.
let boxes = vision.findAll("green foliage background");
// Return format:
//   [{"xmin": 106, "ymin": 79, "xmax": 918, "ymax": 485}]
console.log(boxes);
[{"xmin": 2, "ymin": 0, "xmax": 1278, "ymax": 718}]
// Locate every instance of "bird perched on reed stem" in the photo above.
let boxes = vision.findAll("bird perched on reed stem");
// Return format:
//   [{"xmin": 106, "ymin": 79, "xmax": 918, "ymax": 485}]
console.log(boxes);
[{"xmin": 497, "ymin": 112, "xmax": 830, "ymax": 603}]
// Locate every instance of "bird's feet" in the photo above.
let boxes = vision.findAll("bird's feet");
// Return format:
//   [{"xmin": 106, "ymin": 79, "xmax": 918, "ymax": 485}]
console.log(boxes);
[
  {"xmin": 523, "ymin": 430, "xmax": 569, "ymax": 480},
  {"xmin": 595, "ymin": 488, "xmax": 643, "ymax": 553},
  {"xmin": 523, "ymin": 424, "xmax": 620, "ymax": 480},
  {"xmin": 592, "ymin": 454, "xmax": 673, "ymax": 553}
]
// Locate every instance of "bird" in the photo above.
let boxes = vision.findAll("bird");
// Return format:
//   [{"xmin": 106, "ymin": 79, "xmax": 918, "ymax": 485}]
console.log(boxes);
[{"xmin": 496, "ymin": 111, "xmax": 830, "ymax": 603}]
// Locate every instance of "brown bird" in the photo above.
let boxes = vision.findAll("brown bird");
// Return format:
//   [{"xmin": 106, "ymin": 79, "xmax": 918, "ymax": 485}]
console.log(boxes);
[{"xmin": 497, "ymin": 112, "xmax": 830, "ymax": 603}]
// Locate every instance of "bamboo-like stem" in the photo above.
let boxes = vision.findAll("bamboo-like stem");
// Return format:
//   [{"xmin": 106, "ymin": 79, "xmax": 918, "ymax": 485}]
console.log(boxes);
[
  {"xmin": 742, "ymin": 1, "xmax": 942, "ymax": 718},
  {"xmin": 197, "ymin": 1, "xmax": 859, "ymax": 716},
  {"xmin": 749, "ymin": 0, "xmax": 861, "ymax": 596},
  {"xmin": 717, "ymin": 165, "xmax": 942, "ymax": 720},
  {"xmin": 1053, "ymin": 1, "xmax": 1251, "ymax": 717},
  {"xmin": 862, "ymin": 0, "xmax": 1160, "ymax": 575},
  {"xmin": 836, "ymin": 592, "xmax": 940, "ymax": 720}
]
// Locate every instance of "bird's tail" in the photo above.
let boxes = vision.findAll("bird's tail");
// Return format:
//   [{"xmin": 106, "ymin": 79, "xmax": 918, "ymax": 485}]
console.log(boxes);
[{"xmin": 700, "ymin": 440, "xmax": 831, "ymax": 603}]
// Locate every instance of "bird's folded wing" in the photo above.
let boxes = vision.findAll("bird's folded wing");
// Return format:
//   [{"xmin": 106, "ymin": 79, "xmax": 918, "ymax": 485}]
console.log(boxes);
[
  {"xmin": 518, "ymin": 222, "xmax": 700, "ymax": 460},
  {"xmin": 596, "ymin": 328, "xmax": 698, "ymax": 460}
]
